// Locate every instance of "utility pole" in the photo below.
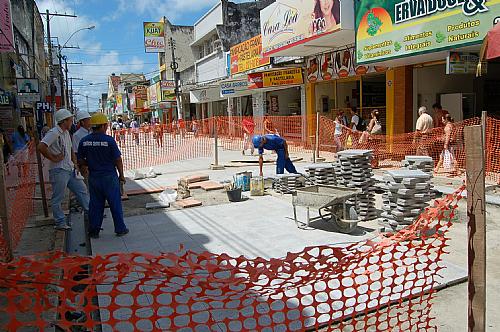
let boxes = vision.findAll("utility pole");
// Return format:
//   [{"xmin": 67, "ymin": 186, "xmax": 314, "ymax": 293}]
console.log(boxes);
[
  {"xmin": 45, "ymin": 10, "xmax": 77, "ymax": 117},
  {"xmin": 86, "ymin": 95, "xmax": 89, "ymax": 113},
  {"xmin": 68, "ymin": 77, "xmax": 83, "ymax": 113},
  {"xmin": 168, "ymin": 37, "xmax": 182, "ymax": 120},
  {"xmin": 64, "ymin": 60, "xmax": 82, "ymax": 112}
]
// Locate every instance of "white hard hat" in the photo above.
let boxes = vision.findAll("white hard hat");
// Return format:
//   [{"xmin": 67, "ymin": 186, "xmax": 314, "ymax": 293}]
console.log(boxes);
[
  {"xmin": 55, "ymin": 109, "xmax": 73, "ymax": 124},
  {"xmin": 76, "ymin": 111, "xmax": 91, "ymax": 122}
]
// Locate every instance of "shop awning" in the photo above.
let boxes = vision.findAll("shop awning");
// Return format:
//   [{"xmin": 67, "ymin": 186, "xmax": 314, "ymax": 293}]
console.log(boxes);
[{"xmin": 486, "ymin": 23, "xmax": 500, "ymax": 60}]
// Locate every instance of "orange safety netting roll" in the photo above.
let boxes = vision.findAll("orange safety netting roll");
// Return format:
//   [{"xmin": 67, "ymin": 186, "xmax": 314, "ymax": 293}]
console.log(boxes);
[
  {"xmin": 0, "ymin": 143, "xmax": 38, "ymax": 261},
  {"xmin": 0, "ymin": 188, "xmax": 463, "ymax": 331}
]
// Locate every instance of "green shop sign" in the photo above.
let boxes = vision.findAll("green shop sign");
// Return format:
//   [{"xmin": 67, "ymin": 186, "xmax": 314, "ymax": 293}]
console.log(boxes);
[{"xmin": 355, "ymin": 0, "xmax": 500, "ymax": 64}]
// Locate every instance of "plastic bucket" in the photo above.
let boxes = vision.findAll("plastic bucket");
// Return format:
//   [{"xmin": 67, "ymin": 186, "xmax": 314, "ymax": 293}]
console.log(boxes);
[
  {"xmin": 250, "ymin": 176, "xmax": 265, "ymax": 196},
  {"xmin": 235, "ymin": 172, "xmax": 252, "ymax": 192},
  {"xmin": 227, "ymin": 188, "xmax": 242, "ymax": 202}
]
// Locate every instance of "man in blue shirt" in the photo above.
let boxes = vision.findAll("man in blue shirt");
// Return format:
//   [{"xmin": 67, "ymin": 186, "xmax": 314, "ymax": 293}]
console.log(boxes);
[
  {"xmin": 253, "ymin": 134, "xmax": 298, "ymax": 176},
  {"xmin": 78, "ymin": 113, "xmax": 129, "ymax": 238}
]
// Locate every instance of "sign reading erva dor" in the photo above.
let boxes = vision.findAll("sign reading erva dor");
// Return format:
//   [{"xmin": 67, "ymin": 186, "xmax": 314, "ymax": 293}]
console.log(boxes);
[{"xmin": 355, "ymin": 0, "xmax": 499, "ymax": 64}]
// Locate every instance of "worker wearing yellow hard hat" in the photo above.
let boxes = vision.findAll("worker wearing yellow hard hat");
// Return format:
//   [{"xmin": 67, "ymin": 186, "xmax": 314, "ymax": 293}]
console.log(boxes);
[{"xmin": 77, "ymin": 113, "xmax": 129, "ymax": 238}]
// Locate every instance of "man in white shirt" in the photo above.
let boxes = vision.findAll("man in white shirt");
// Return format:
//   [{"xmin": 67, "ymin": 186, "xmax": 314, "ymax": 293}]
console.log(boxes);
[
  {"xmin": 415, "ymin": 106, "xmax": 434, "ymax": 155},
  {"xmin": 38, "ymin": 109, "xmax": 89, "ymax": 230},
  {"xmin": 72, "ymin": 111, "xmax": 92, "ymax": 154}
]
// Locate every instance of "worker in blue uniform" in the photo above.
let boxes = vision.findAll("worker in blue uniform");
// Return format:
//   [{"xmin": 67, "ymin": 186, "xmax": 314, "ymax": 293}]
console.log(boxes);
[
  {"xmin": 253, "ymin": 134, "xmax": 298, "ymax": 176},
  {"xmin": 78, "ymin": 113, "xmax": 129, "ymax": 239}
]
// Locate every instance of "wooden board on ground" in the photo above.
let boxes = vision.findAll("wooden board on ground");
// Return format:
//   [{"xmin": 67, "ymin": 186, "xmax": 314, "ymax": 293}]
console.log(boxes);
[
  {"xmin": 197, "ymin": 181, "xmax": 225, "ymax": 191},
  {"xmin": 182, "ymin": 174, "xmax": 210, "ymax": 184}
]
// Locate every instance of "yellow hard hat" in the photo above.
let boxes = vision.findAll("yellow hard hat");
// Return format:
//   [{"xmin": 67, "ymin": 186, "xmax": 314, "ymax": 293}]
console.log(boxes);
[{"xmin": 90, "ymin": 113, "xmax": 108, "ymax": 126}]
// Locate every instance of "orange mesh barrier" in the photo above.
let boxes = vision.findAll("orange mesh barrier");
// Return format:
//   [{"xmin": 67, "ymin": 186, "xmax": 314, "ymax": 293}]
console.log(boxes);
[
  {"xmin": 0, "ymin": 188, "xmax": 463, "ymax": 331},
  {"xmin": 0, "ymin": 143, "xmax": 38, "ymax": 261}
]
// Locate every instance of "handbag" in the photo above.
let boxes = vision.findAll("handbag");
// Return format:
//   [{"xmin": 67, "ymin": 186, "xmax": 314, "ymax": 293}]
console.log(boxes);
[
  {"xmin": 443, "ymin": 149, "xmax": 454, "ymax": 170},
  {"xmin": 371, "ymin": 121, "xmax": 382, "ymax": 135}
]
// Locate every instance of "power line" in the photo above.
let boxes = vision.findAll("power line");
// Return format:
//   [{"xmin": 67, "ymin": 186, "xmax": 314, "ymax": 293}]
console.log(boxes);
[{"xmin": 71, "ymin": 62, "xmax": 158, "ymax": 67}]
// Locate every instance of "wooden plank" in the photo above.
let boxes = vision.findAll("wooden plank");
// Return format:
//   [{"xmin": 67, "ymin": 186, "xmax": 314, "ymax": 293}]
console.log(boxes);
[{"xmin": 464, "ymin": 125, "xmax": 486, "ymax": 332}]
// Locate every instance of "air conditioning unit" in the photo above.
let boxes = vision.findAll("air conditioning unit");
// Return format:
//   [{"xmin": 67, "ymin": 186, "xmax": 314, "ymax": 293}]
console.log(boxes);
[{"xmin": 212, "ymin": 39, "xmax": 223, "ymax": 50}]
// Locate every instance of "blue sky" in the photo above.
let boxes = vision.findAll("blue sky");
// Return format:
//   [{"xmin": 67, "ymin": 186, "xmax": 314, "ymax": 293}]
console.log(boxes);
[{"xmin": 35, "ymin": 0, "xmax": 242, "ymax": 112}]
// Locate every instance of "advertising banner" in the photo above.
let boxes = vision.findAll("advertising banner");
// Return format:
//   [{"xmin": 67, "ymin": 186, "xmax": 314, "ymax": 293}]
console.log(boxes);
[
  {"xmin": 16, "ymin": 79, "xmax": 40, "ymax": 94},
  {"xmin": 355, "ymin": 0, "xmax": 500, "ymax": 64},
  {"xmin": 446, "ymin": 52, "xmax": 480, "ymax": 74},
  {"xmin": 115, "ymin": 95, "xmax": 123, "ymax": 113},
  {"xmin": 144, "ymin": 22, "xmax": 165, "ymax": 53},
  {"xmin": 160, "ymin": 80, "xmax": 175, "ymax": 91},
  {"xmin": 248, "ymin": 68, "xmax": 303, "ymax": 89},
  {"xmin": 0, "ymin": 0, "xmax": 14, "ymax": 53},
  {"xmin": 261, "ymin": 0, "xmax": 344, "ymax": 55},
  {"xmin": 148, "ymin": 84, "xmax": 159, "ymax": 105},
  {"xmin": 306, "ymin": 47, "xmax": 387, "ymax": 82},
  {"xmin": 230, "ymin": 35, "xmax": 270, "ymax": 75}
]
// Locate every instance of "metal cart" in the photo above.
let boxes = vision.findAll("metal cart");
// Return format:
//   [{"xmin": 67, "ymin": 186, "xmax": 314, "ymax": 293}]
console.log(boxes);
[{"xmin": 292, "ymin": 185, "xmax": 362, "ymax": 233}]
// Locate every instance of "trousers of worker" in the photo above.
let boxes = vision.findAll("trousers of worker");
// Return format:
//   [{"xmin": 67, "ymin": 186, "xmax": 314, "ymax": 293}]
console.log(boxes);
[
  {"xmin": 275, "ymin": 148, "xmax": 297, "ymax": 174},
  {"xmin": 88, "ymin": 174, "xmax": 127, "ymax": 234}
]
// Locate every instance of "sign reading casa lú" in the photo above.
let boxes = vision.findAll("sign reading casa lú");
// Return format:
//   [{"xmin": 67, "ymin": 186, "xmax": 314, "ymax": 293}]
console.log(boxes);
[{"xmin": 355, "ymin": 0, "xmax": 500, "ymax": 64}]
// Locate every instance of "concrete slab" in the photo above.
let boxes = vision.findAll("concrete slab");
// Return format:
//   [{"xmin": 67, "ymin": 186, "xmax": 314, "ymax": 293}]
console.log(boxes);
[{"xmin": 175, "ymin": 199, "xmax": 203, "ymax": 209}]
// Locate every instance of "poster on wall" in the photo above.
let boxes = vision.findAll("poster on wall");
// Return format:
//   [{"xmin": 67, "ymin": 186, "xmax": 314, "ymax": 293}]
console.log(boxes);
[
  {"xmin": 143, "ymin": 22, "xmax": 165, "ymax": 53},
  {"xmin": 270, "ymin": 95, "xmax": 279, "ymax": 113},
  {"xmin": 261, "ymin": 0, "xmax": 350, "ymax": 56},
  {"xmin": 446, "ymin": 52, "xmax": 480, "ymax": 74},
  {"xmin": 0, "ymin": 0, "xmax": 14, "ymax": 53},
  {"xmin": 306, "ymin": 48, "xmax": 386, "ymax": 82},
  {"xmin": 230, "ymin": 35, "xmax": 270, "ymax": 75},
  {"xmin": 355, "ymin": 0, "xmax": 499, "ymax": 64}
]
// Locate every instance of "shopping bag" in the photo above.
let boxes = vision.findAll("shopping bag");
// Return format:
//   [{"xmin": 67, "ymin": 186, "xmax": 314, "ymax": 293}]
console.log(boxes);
[{"xmin": 443, "ymin": 149, "xmax": 454, "ymax": 170}]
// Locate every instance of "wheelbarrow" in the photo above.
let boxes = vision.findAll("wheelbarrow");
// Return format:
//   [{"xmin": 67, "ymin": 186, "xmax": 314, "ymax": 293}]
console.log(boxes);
[{"xmin": 292, "ymin": 185, "xmax": 362, "ymax": 234}]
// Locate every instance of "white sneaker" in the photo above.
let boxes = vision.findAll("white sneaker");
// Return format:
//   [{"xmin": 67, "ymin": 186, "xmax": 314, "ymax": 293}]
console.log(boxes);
[{"xmin": 54, "ymin": 224, "xmax": 72, "ymax": 231}]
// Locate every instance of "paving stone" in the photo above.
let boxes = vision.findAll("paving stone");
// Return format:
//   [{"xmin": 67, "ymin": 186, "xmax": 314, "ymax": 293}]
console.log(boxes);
[
  {"xmin": 197, "ymin": 181, "xmax": 225, "ymax": 191},
  {"xmin": 183, "ymin": 174, "xmax": 210, "ymax": 184},
  {"xmin": 175, "ymin": 199, "xmax": 203, "ymax": 209}
]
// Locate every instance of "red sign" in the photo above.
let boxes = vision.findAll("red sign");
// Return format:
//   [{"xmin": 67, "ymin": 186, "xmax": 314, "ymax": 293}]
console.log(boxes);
[
  {"xmin": 0, "ymin": 0, "xmax": 14, "ymax": 53},
  {"xmin": 248, "ymin": 72, "xmax": 264, "ymax": 89}
]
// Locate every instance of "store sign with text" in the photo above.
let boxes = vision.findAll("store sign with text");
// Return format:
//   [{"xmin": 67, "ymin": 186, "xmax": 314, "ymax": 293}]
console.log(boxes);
[
  {"xmin": 220, "ymin": 79, "xmax": 249, "ymax": 97},
  {"xmin": 0, "ymin": 0, "xmax": 14, "ymax": 53},
  {"xmin": 446, "ymin": 52, "xmax": 480, "ymax": 74},
  {"xmin": 248, "ymin": 68, "xmax": 303, "ymax": 89},
  {"xmin": 261, "ymin": 0, "xmax": 351, "ymax": 56},
  {"xmin": 230, "ymin": 35, "xmax": 270, "ymax": 75},
  {"xmin": 355, "ymin": 0, "xmax": 500, "ymax": 64},
  {"xmin": 143, "ymin": 22, "xmax": 165, "ymax": 53},
  {"xmin": 306, "ymin": 48, "xmax": 386, "ymax": 82}
]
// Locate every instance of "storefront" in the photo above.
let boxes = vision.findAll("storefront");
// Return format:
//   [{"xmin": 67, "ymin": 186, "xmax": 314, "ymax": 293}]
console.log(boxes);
[
  {"xmin": 354, "ymin": 0, "xmax": 500, "ymax": 133},
  {"xmin": 260, "ymin": 0, "xmax": 356, "ymax": 136},
  {"xmin": 306, "ymin": 47, "xmax": 387, "ymax": 131},
  {"xmin": 190, "ymin": 85, "xmax": 227, "ymax": 119}
]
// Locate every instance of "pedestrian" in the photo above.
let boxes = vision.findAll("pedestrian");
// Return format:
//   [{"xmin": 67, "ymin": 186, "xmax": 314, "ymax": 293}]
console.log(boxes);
[
  {"xmin": 117, "ymin": 118, "xmax": 126, "ymax": 146},
  {"xmin": 242, "ymin": 117, "xmax": 255, "ymax": 155},
  {"xmin": 334, "ymin": 111, "xmax": 345, "ymax": 152},
  {"xmin": 0, "ymin": 128, "xmax": 12, "ymax": 175},
  {"xmin": 432, "ymin": 103, "xmax": 449, "ymax": 128},
  {"xmin": 77, "ymin": 112, "xmax": 129, "ymax": 239},
  {"xmin": 435, "ymin": 114, "xmax": 457, "ymax": 175},
  {"xmin": 38, "ymin": 109, "xmax": 89, "ymax": 230},
  {"xmin": 154, "ymin": 119, "xmax": 164, "ymax": 147},
  {"xmin": 130, "ymin": 117, "xmax": 140, "ymax": 145},
  {"xmin": 415, "ymin": 106, "xmax": 434, "ymax": 155},
  {"xmin": 253, "ymin": 134, "xmax": 298, "ymax": 176},
  {"xmin": 264, "ymin": 116, "xmax": 278, "ymax": 135},
  {"xmin": 11, "ymin": 125, "xmax": 30, "ymax": 153},
  {"xmin": 349, "ymin": 107, "xmax": 360, "ymax": 132},
  {"xmin": 192, "ymin": 118, "xmax": 199, "ymax": 137}
]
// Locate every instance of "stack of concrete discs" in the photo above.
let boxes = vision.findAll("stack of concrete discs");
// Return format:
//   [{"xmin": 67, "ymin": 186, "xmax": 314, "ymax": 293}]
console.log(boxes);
[
  {"xmin": 305, "ymin": 164, "xmax": 336, "ymax": 186},
  {"xmin": 336, "ymin": 150, "xmax": 377, "ymax": 221},
  {"xmin": 380, "ymin": 169, "xmax": 433, "ymax": 231},
  {"xmin": 402, "ymin": 156, "xmax": 434, "ymax": 176},
  {"xmin": 272, "ymin": 174, "xmax": 304, "ymax": 194},
  {"xmin": 402, "ymin": 156, "xmax": 436, "ymax": 198}
]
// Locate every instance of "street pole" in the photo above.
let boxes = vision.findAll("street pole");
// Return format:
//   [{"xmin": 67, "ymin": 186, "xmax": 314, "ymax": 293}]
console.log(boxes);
[
  {"xmin": 0, "ymin": 136, "xmax": 13, "ymax": 262},
  {"xmin": 168, "ymin": 37, "xmax": 182, "ymax": 120},
  {"xmin": 46, "ymin": 10, "xmax": 56, "ymax": 119},
  {"xmin": 57, "ymin": 46, "xmax": 66, "ymax": 109},
  {"xmin": 86, "ymin": 95, "xmax": 89, "ymax": 113},
  {"xmin": 64, "ymin": 57, "xmax": 69, "ymax": 110},
  {"xmin": 70, "ymin": 78, "xmax": 73, "ymax": 112}
]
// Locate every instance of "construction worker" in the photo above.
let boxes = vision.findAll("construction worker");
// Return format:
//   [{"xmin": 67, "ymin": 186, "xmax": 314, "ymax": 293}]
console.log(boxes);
[
  {"xmin": 77, "ymin": 113, "xmax": 129, "ymax": 238},
  {"xmin": 38, "ymin": 109, "xmax": 89, "ymax": 230},
  {"xmin": 253, "ymin": 134, "xmax": 298, "ymax": 176},
  {"xmin": 72, "ymin": 111, "xmax": 92, "ymax": 155}
]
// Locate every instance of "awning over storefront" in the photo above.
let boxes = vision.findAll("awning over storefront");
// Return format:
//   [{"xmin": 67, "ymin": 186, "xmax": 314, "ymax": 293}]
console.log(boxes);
[
  {"xmin": 190, "ymin": 85, "xmax": 226, "ymax": 104},
  {"xmin": 261, "ymin": 0, "xmax": 355, "ymax": 58}
]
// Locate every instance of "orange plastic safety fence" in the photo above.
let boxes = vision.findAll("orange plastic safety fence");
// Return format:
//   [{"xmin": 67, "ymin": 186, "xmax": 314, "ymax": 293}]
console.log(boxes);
[
  {"xmin": 0, "ymin": 188, "xmax": 463, "ymax": 331},
  {"xmin": 0, "ymin": 143, "xmax": 38, "ymax": 261}
]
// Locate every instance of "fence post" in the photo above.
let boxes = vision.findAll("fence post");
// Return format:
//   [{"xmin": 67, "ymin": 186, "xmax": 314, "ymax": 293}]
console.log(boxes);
[
  {"xmin": 464, "ymin": 125, "xmax": 486, "ymax": 332},
  {"xmin": 211, "ymin": 117, "xmax": 224, "ymax": 170},
  {"xmin": 0, "ymin": 136, "xmax": 13, "ymax": 262},
  {"xmin": 315, "ymin": 112, "xmax": 325, "ymax": 162}
]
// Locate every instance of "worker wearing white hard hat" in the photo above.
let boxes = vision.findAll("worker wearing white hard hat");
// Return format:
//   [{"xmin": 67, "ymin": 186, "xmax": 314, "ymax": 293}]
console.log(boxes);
[
  {"xmin": 72, "ymin": 111, "xmax": 92, "ymax": 154},
  {"xmin": 38, "ymin": 109, "xmax": 89, "ymax": 231}
]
